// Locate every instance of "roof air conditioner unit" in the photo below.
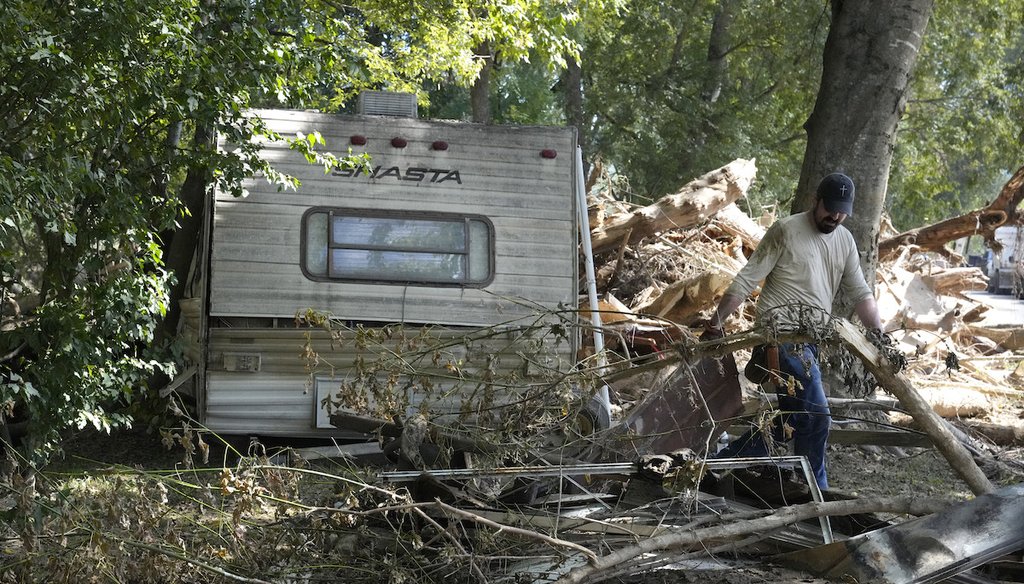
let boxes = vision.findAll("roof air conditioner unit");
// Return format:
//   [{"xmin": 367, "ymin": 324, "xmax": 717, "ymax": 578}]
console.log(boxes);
[{"xmin": 358, "ymin": 91, "xmax": 418, "ymax": 118}]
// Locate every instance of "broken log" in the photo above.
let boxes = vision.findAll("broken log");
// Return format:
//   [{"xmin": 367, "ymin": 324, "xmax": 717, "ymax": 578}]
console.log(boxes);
[
  {"xmin": 589, "ymin": 158, "xmax": 757, "ymax": 255},
  {"xmin": 962, "ymin": 419, "xmax": 1024, "ymax": 446},
  {"xmin": 965, "ymin": 325, "xmax": 1024, "ymax": 352},
  {"xmin": 878, "ymin": 164, "xmax": 1024, "ymax": 257},
  {"xmin": 878, "ymin": 209, "xmax": 1006, "ymax": 258},
  {"xmin": 707, "ymin": 202, "xmax": 766, "ymax": 254},
  {"xmin": 633, "ymin": 266, "xmax": 737, "ymax": 325},
  {"xmin": 919, "ymin": 267, "xmax": 988, "ymax": 295},
  {"xmin": 833, "ymin": 319, "xmax": 994, "ymax": 496}
]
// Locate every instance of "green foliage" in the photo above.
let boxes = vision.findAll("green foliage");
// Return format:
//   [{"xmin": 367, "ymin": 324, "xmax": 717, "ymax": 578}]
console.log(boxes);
[
  {"xmin": 1, "ymin": 0, "xmax": 193, "ymax": 462},
  {"xmin": 888, "ymin": 0, "xmax": 1024, "ymax": 229},
  {"xmin": 568, "ymin": 0, "xmax": 1021, "ymax": 228},
  {"xmin": 580, "ymin": 0, "xmax": 827, "ymax": 210}
]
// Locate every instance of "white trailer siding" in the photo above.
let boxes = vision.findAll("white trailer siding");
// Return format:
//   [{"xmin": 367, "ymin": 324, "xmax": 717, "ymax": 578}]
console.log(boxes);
[
  {"xmin": 210, "ymin": 110, "xmax": 578, "ymax": 325},
  {"xmin": 201, "ymin": 109, "xmax": 579, "ymax": 435},
  {"xmin": 203, "ymin": 326, "xmax": 573, "ymax": 435}
]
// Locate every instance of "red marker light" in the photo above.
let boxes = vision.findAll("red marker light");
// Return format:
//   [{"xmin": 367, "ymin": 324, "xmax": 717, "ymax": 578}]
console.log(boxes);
[
  {"xmin": 432, "ymin": 140, "xmax": 449, "ymax": 151},
  {"xmin": 540, "ymin": 149, "xmax": 557, "ymax": 159},
  {"xmin": 391, "ymin": 137, "xmax": 408, "ymax": 148},
  {"xmin": 350, "ymin": 135, "xmax": 367, "ymax": 146}
]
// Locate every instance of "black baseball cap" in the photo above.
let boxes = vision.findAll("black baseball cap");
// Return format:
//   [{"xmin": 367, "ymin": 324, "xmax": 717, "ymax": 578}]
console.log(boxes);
[{"xmin": 817, "ymin": 173, "xmax": 855, "ymax": 216}]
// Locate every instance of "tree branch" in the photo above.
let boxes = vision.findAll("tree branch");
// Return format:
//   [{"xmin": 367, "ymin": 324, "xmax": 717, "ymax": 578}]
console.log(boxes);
[{"xmin": 556, "ymin": 495, "xmax": 954, "ymax": 584}]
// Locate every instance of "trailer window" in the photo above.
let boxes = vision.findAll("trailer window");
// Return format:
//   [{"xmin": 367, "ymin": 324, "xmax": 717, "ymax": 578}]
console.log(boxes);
[{"xmin": 302, "ymin": 209, "xmax": 493, "ymax": 286}]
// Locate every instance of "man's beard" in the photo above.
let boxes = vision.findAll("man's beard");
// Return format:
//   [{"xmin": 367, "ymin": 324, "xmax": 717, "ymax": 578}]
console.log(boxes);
[{"xmin": 816, "ymin": 217, "xmax": 840, "ymax": 233}]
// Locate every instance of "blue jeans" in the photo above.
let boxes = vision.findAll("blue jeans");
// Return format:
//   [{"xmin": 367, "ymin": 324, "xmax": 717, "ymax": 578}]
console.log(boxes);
[{"xmin": 714, "ymin": 343, "xmax": 831, "ymax": 490}]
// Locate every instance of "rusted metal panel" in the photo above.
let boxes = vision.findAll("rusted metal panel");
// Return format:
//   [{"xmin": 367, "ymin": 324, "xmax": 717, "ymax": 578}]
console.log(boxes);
[{"xmin": 615, "ymin": 354, "xmax": 743, "ymax": 455}]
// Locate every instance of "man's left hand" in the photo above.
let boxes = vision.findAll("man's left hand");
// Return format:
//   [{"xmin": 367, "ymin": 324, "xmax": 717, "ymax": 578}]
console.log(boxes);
[{"xmin": 700, "ymin": 320, "xmax": 725, "ymax": 341}]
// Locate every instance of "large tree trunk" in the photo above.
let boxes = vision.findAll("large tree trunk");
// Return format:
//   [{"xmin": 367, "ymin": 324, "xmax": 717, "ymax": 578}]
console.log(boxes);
[
  {"xmin": 794, "ymin": 0, "xmax": 935, "ymax": 280},
  {"xmin": 793, "ymin": 0, "xmax": 934, "ymax": 404},
  {"xmin": 158, "ymin": 122, "xmax": 215, "ymax": 343},
  {"xmin": 700, "ymin": 0, "xmax": 736, "ymax": 104},
  {"xmin": 470, "ymin": 42, "xmax": 493, "ymax": 125}
]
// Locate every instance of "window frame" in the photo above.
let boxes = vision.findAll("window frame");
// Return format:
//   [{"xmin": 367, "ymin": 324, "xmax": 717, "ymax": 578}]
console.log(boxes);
[{"xmin": 300, "ymin": 206, "xmax": 495, "ymax": 287}]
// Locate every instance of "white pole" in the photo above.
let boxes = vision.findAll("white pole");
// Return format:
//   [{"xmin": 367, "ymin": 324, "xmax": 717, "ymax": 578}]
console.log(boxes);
[{"xmin": 575, "ymin": 146, "xmax": 612, "ymax": 423}]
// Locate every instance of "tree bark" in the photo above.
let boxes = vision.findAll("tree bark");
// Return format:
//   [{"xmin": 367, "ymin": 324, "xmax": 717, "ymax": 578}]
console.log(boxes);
[
  {"xmin": 793, "ymin": 0, "xmax": 934, "ymax": 406},
  {"xmin": 470, "ymin": 42, "xmax": 492, "ymax": 125},
  {"xmin": 794, "ymin": 0, "xmax": 935, "ymax": 280},
  {"xmin": 919, "ymin": 267, "xmax": 987, "ymax": 295},
  {"xmin": 962, "ymin": 419, "xmax": 1024, "ymax": 447},
  {"xmin": 708, "ymin": 202, "xmax": 766, "ymax": 255},
  {"xmin": 158, "ymin": 122, "xmax": 215, "ymax": 343},
  {"xmin": 589, "ymin": 158, "xmax": 757, "ymax": 255},
  {"xmin": 701, "ymin": 0, "xmax": 736, "ymax": 104}
]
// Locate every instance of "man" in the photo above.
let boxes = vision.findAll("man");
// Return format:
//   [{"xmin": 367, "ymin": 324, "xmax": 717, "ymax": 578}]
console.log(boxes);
[{"xmin": 704, "ymin": 172, "xmax": 883, "ymax": 490}]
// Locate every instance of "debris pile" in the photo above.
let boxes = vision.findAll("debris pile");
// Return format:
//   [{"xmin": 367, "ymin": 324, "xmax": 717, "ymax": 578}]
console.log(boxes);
[{"xmin": 320, "ymin": 161, "xmax": 1024, "ymax": 583}]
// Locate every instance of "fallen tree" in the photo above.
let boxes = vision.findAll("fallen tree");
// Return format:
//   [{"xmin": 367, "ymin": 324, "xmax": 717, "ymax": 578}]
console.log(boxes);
[
  {"xmin": 589, "ymin": 158, "xmax": 757, "ymax": 255},
  {"xmin": 878, "ymin": 164, "xmax": 1024, "ymax": 258},
  {"xmin": 832, "ymin": 319, "xmax": 994, "ymax": 495}
]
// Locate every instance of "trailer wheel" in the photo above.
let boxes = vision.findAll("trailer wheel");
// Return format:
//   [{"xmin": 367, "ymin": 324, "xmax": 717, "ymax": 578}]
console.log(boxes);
[
  {"xmin": 584, "ymin": 395, "xmax": 612, "ymax": 432},
  {"xmin": 544, "ymin": 397, "xmax": 611, "ymax": 460}
]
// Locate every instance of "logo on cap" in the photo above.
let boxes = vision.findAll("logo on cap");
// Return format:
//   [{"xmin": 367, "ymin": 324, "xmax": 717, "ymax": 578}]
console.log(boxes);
[{"xmin": 817, "ymin": 173, "xmax": 855, "ymax": 216}]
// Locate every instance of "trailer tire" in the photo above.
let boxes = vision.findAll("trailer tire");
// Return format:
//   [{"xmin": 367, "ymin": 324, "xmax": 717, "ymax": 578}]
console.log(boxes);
[{"xmin": 584, "ymin": 395, "xmax": 612, "ymax": 432}]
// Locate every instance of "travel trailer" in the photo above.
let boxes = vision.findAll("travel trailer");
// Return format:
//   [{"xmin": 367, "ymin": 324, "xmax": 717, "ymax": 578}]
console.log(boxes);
[{"xmin": 177, "ymin": 94, "xmax": 582, "ymax": 437}]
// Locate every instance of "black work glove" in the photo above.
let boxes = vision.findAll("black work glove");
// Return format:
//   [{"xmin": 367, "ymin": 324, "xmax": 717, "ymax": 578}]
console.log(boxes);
[{"xmin": 867, "ymin": 328, "xmax": 907, "ymax": 372}]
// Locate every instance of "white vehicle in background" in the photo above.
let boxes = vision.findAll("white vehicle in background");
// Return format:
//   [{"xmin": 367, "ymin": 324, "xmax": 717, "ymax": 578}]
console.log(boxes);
[
  {"xmin": 985, "ymin": 225, "xmax": 1024, "ymax": 295},
  {"xmin": 1016, "ymin": 250, "xmax": 1024, "ymax": 299}
]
